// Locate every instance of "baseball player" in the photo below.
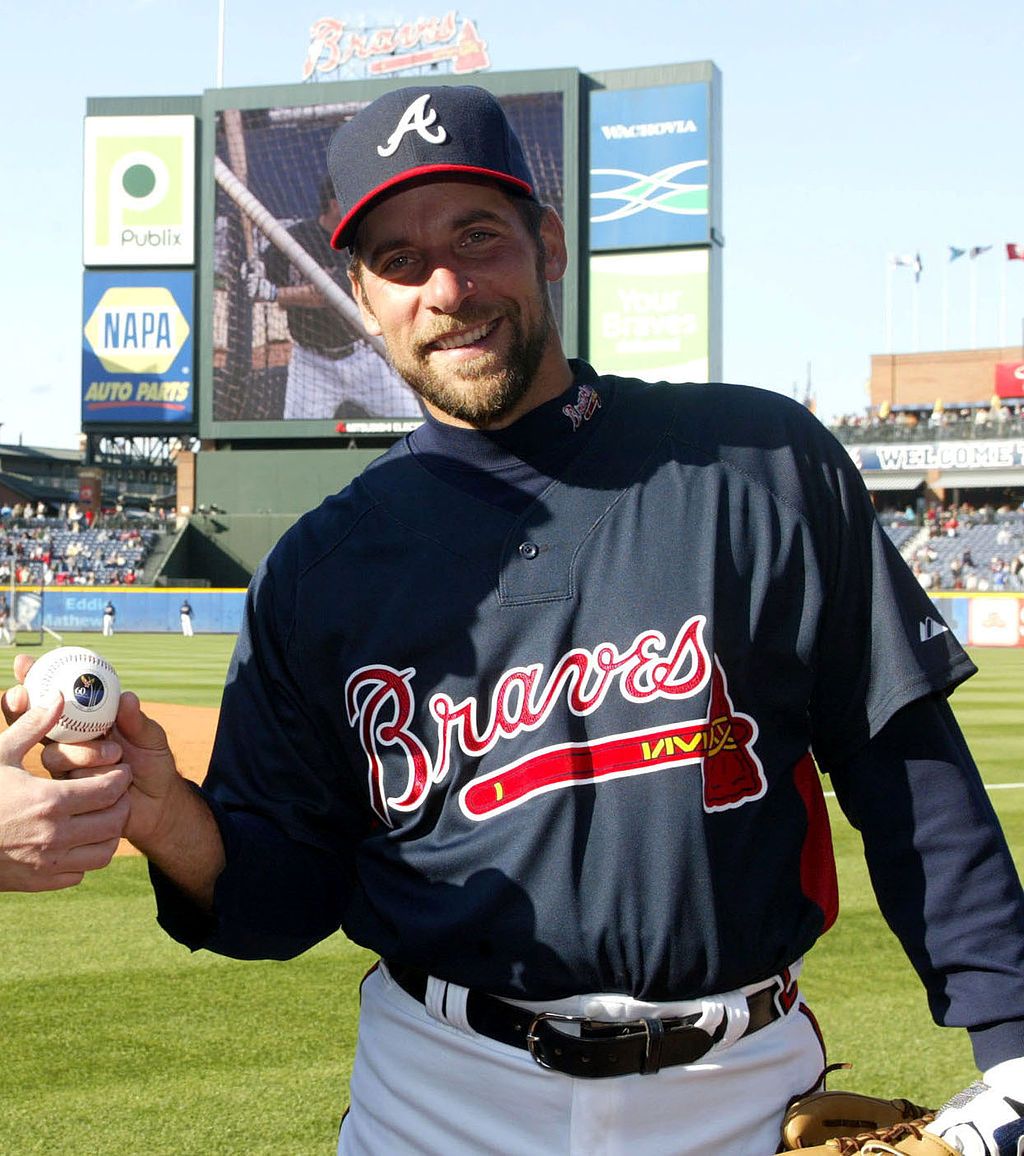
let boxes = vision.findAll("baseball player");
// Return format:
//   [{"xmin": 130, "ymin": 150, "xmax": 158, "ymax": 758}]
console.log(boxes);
[
  {"xmin": 18, "ymin": 86, "xmax": 1024, "ymax": 1155},
  {"xmin": 179, "ymin": 598, "xmax": 193, "ymax": 637},
  {"xmin": 102, "ymin": 600, "xmax": 115, "ymax": 637},
  {"xmin": 244, "ymin": 175, "xmax": 422, "ymax": 421}
]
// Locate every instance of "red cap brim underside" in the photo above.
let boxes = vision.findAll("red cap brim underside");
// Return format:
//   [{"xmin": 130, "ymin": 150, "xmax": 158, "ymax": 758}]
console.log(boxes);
[{"xmin": 330, "ymin": 164, "xmax": 533, "ymax": 250}]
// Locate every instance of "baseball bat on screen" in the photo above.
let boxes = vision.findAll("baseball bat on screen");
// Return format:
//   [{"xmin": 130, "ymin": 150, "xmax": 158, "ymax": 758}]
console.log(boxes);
[
  {"xmin": 222, "ymin": 108, "xmax": 255, "ymax": 265},
  {"xmin": 213, "ymin": 155, "xmax": 389, "ymax": 361}
]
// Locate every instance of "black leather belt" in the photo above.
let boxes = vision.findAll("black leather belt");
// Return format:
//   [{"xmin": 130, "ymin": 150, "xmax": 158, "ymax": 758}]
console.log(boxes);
[{"xmin": 385, "ymin": 963, "xmax": 788, "ymax": 1079}]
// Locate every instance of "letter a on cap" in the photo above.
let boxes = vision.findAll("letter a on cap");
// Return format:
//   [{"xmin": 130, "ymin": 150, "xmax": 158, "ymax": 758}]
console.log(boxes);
[
  {"xmin": 328, "ymin": 85, "xmax": 537, "ymax": 249},
  {"xmin": 377, "ymin": 93, "xmax": 448, "ymax": 157}
]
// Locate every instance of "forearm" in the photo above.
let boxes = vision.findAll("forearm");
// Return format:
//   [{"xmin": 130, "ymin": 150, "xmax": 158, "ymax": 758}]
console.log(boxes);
[
  {"xmin": 152, "ymin": 798, "xmax": 351, "ymax": 960},
  {"xmin": 827, "ymin": 693, "xmax": 1024, "ymax": 1067},
  {"xmin": 135, "ymin": 775, "xmax": 225, "ymax": 911}
]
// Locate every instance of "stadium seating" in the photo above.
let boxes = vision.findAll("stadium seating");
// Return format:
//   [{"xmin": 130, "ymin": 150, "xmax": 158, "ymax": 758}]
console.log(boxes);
[
  {"xmin": 881, "ymin": 513, "xmax": 1024, "ymax": 590},
  {"xmin": 0, "ymin": 515, "xmax": 164, "ymax": 587}
]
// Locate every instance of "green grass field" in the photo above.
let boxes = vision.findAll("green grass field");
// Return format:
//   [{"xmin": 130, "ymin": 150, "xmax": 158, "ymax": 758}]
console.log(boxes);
[
  {"xmin": 23, "ymin": 632, "xmax": 240, "ymax": 708},
  {"xmin": 1, "ymin": 640, "xmax": 1022, "ymax": 1151}
]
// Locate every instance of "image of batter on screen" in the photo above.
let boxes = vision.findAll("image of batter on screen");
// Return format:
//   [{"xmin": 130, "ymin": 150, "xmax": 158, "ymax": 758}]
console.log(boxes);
[{"xmin": 245, "ymin": 175, "xmax": 421, "ymax": 420}]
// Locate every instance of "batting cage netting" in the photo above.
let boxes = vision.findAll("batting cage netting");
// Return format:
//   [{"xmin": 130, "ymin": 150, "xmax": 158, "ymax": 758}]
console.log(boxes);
[{"xmin": 211, "ymin": 92, "xmax": 566, "ymax": 426}]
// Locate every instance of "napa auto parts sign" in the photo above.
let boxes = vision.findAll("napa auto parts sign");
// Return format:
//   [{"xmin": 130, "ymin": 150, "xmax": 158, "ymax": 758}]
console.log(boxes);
[
  {"xmin": 81, "ymin": 271, "xmax": 193, "ymax": 426},
  {"xmin": 302, "ymin": 12, "xmax": 490, "ymax": 79}
]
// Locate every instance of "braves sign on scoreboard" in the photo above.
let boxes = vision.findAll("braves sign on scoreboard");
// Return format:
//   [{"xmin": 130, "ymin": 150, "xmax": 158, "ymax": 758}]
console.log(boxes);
[
  {"xmin": 81, "ymin": 271, "xmax": 194, "ymax": 426},
  {"xmin": 589, "ymin": 83, "xmax": 712, "ymax": 252},
  {"xmin": 302, "ymin": 12, "xmax": 491, "ymax": 80}
]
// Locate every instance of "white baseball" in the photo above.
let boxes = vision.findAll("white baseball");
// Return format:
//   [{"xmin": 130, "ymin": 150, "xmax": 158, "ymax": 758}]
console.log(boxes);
[{"xmin": 23, "ymin": 646, "xmax": 121, "ymax": 744}]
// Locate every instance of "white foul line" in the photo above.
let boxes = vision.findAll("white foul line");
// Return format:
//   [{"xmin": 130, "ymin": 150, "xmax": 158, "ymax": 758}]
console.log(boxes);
[{"xmin": 824, "ymin": 782, "xmax": 1024, "ymax": 800}]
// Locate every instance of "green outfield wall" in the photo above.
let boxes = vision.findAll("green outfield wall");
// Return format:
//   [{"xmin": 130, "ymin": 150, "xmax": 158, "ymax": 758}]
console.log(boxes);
[{"xmin": 165, "ymin": 446, "xmax": 385, "ymax": 582}]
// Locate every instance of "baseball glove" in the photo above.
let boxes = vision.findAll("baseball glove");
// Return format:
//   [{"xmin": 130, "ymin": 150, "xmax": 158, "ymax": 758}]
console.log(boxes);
[
  {"xmin": 780, "ymin": 1087, "xmax": 937, "ymax": 1152},
  {"xmin": 778, "ymin": 1122, "xmax": 959, "ymax": 1153}
]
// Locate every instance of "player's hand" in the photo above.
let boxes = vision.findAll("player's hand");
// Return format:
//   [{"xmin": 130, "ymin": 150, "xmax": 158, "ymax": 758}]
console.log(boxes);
[
  {"xmin": 0, "ymin": 688, "xmax": 131, "ymax": 892},
  {"xmin": 242, "ymin": 258, "xmax": 278, "ymax": 302},
  {"xmin": 40, "ymin": 691, "xmax": 186, "ymax": 853},
  {"xmin": 39, "ymin": 692, "xmax": 224, "ymax": 906},
  {"xmin": 924, "ymin": 1065, "xmax": 1024, "ymax": 1153}
]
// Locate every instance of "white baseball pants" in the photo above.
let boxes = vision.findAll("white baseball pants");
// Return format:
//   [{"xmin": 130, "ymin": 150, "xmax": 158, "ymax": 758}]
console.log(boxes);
[{"xmin": 337, "ymin": 962, "xmax": 825, "ymax": 1156}]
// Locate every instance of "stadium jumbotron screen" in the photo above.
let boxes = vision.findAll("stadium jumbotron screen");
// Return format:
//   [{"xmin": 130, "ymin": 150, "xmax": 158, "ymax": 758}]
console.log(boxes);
[{"xmin": 207, "ymin": 79, "xmax": 576, "ymax": 436}]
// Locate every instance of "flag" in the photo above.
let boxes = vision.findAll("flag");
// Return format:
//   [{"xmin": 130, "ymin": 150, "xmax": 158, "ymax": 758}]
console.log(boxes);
[
  {"xmin": 969, "ymin": 245, "xmax": 992, "ymax": 259},
  {"xmin": 889, "ymin": 252, "xmax": 923, "ymax": 282},
  {"xmin": 949, "ymin": 246, "xmax": 966, "ymax": 261},
  {"xmin": 1007, "ymin": 243, "xmax": 1024, "ymax": 261}
]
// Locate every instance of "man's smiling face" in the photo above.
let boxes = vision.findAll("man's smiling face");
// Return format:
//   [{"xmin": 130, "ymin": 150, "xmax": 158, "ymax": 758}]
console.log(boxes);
[{"xmin": 349, "ymin": 179, "xmax": 570, "ymax": 429}]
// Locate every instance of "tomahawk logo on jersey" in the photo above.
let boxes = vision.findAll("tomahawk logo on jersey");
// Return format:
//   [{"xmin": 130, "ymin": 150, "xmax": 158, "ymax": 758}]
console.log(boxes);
[
  {"xmin": 345, "ymin": 614, "xmax": 765, "ymax": 826},
  {"xmin": 562, "ymin": 384, "xmax": 602, "ymax": 430}
]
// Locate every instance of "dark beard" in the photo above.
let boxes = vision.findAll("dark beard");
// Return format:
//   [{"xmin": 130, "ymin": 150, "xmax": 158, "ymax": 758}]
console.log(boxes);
[{"xmin": 385, "ymin": 295, "xmax": 555, "ymax": 426}]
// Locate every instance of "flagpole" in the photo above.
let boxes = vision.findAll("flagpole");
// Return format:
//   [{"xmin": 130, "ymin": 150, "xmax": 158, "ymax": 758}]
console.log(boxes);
[
  {"xmin": 912, "ymin": 277, "xmax": 920, "ymax": 352},
  {"xmin": 217, "ymin": 0, "xmax": 226, "ymax": 87},
  {"xmin": 970, "ymin": 259, "xmax": 978, "ymax": 348},
  {"xmin": 1000, "ymin": 259, "xmax": 1007, "ymax": 346},
  {"xmin": 884, "ymin": 260, "xmax": 893, "ymax": 353},
  {"xmin": 942, "ymin": 261, "xmax": 949, "ymax": 349}
]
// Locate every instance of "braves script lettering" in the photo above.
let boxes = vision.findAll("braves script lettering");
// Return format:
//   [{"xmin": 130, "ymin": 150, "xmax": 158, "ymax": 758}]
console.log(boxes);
[
  {"xmin": 303, "ymin": 13, "xmax": 458, "ymax": 80},
  {"xmin": 346, "ymin": 615, "xmax": 765, "ymax": 826}
]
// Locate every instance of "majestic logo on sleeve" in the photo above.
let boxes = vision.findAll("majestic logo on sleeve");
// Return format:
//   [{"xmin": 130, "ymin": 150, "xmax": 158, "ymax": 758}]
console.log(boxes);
[{"xmin": 345, "ymin": 615, "xmax": 765, "ymax": 827}]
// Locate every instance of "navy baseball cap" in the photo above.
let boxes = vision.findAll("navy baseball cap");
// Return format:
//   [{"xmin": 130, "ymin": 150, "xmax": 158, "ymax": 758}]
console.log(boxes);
[{"xmin": 327, "ymin": 85, "xmax": 537, "ymax": 251}]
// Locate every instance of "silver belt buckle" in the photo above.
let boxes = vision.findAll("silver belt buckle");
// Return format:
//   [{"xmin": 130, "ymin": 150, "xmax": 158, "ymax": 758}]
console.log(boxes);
[{"xmin": 525, "ymin": 1010, "xmax": 590, "ymax": 1069}]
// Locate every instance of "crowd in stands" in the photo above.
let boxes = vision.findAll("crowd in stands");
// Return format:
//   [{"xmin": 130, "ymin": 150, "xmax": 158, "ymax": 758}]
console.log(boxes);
[
  {"xmin": 5, "ymin": 493, "xmax": 1024, "ymax": 594},
  {"xmin": 832, "ymin": 401, "xmax": 1024, "ymax": 441},
  {"xmin": 0, "ymin": 502, "xmax": 166, "ymax": 587},
  {"xmin": 877, "ymin": 501, "xmax": 1024, "ymax": 592}
]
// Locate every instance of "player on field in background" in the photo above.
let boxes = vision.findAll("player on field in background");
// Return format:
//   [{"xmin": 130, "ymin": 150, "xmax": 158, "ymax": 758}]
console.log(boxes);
[
  {"xmin": 178, "ymin": 599, "xmax": 193, "ymax": 638},
  {"xmin": 0, "ymin": 594, "xmax": 12, "ymax": 645},
  {"xmin": 102, "ymin": 600, "xmax": 115, "ymax": 637},
  {"xmin": 244, "ymin": 175, "xmax": 421, "ymax": 421},
  {"xmin": 7, "ymin": 86, "xmax": 1024, "ymax": 1155}
]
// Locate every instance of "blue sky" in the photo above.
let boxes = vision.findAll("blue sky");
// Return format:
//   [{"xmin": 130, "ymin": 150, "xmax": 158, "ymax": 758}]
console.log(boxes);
[{"xmin": 3, "ymin": 0, "xmax": 1023, "ymax": 447}]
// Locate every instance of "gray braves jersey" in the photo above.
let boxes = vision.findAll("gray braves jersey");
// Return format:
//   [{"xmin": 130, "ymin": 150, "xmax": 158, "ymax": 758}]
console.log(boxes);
[{"xmin": 155, "ymin": 363, "xmax": 984, "ymax": 1007}]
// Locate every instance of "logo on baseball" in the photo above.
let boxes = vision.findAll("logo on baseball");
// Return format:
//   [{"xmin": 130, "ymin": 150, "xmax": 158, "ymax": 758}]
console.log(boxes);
[{"xmin": 24, "ymin": 646, "xmax": 121, "ymax": 744}]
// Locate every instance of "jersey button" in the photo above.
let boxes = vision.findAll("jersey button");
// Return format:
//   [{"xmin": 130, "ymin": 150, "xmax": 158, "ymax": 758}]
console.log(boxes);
[{"xmin": 518, "ymin": 541, "xmax": 540, "ymax": 560}]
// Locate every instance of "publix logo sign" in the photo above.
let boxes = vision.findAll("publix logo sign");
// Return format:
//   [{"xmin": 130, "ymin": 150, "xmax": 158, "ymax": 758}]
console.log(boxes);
[{"xmin": 83, "ymin": 115, "xmax": 195, "ymax": 266}]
